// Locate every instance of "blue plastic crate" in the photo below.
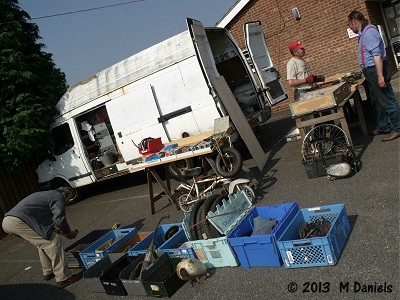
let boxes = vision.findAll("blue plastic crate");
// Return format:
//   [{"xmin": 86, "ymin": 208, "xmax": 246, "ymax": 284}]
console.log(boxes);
[
  {"xmin": 227, "ymin": 202, "xmax": 299, "ymax": 268},
  {"xmin": 184, "ymin": 237, "xmax": 239, "ymax": 268},
  {"xmin": 157, "ymin": 228, "xmax": 195, "ymax": 258},
  {"xmin": 182, "ymin": 213, "xmax": 191, "ymax": 240},
  {"xmin": 277, "ymin": 204, "xmax": 350, "ymax": 268},
  {"xmin": 179, "ymin": 191, "xmax": 253, "ymax": 268},
  {"xmin": 80, "ymin": 228, "xmax": 138, "ymax": 269},
  {"xmin": 127, "ymin": 223, "xmax": 183, "ymax": 256}
]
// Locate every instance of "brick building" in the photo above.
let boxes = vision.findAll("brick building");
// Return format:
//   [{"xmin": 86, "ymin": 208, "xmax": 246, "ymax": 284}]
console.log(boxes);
[{"xmin": 217, "ymin": 0, "xmax": 399, "ymax": 112}]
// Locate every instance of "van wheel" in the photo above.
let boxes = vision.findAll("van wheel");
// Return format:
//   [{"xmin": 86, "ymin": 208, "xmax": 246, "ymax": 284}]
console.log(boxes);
[
  {"xmin": 215, "ymin": 147, "xmax": 242, "ymax": 178},
  {"xmin": 51, "ymin": 179, "xmax": 81, "ymax": 205},
  {"xmin": 167, "ymin": 158, "xmax": 194, "ymax": 180}
]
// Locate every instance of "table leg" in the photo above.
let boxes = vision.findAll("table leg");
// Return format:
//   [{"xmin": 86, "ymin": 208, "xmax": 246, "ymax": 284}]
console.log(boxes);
[
  {"xmin": 338, "ymin": 107, "xmax": 353, "ymax": 145},
  {"xmin": 353, "ymin": 90, "xmax": 368, "ymax": 136},
  {"xmin": 295, "ymin": 118, "xmax": 306, "ymax": 140},
  {"xmin": 169, "ymin": 162, "xmax": 187, "ymax": 184},
  {"xmin": 165, "ymin": 164, "xmax": 171, "ymax": 192},
  {"xmin": 204, "ymin": 155, "xmax": 219, "ymax": 175},
  {"xmin": 147, "ymin": 169, "xmax": 155, "ymax": 215},
  {"xmin": 148, "ymin": 168, "xmax": 180, "ymax": 211}
]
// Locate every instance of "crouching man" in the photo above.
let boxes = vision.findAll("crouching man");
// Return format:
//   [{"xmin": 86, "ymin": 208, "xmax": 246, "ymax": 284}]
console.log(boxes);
[{"xmin": 2, "ymin": 187, "xmax": 82, "ymax": 288}]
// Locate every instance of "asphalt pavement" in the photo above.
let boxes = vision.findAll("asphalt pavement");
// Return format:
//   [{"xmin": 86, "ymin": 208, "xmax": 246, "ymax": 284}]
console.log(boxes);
[{"xmin": 0, "ymin": 75, "xmax": 399, "ymax": 300}]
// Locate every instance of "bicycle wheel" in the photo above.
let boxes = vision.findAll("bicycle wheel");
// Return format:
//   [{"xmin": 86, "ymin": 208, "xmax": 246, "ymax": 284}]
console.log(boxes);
[
  {"xmin": 178, "ymin": 193, "xmax": 196, "ymax": 213},
  {"xmin": 167, "ymin": 158, "xmax": 194, "ymax": 180},
  {"xmin": 234, "ymin": 184, "xmax": 256, "ymax": 204},
  {"xmin": 301, "ymin": 124, "xmax": 351, "ymax": 161},
  {"xmin": 301, "ymin": 124, "xmax": 359, "ymax": 177},
  {"xmin": 215, "ymin": 147, "xmax": 243, "ymax": 178}
]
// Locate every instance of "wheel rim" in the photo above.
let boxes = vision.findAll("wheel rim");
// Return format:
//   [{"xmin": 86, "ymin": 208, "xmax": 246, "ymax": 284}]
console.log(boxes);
[
  {"xmin": 178, "ymin": 194, "xmax": 195, "ymax": 212},
  {"xmin": 302, "ymin": 124, "xmax": 351, "ymax": 161},
  {"xmin": 219, "ymin": 153, "xmax": 236, "ymax": 172},
  {"xmin": 238, "ymin": 185, "xmax": 255, "ymax": 203}
]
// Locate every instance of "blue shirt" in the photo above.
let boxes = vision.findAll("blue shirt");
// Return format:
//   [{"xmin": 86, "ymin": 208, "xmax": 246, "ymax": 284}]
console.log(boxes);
[{"xmin": 358, "ymin": 25, "xmax": 386, "ymax": 68}]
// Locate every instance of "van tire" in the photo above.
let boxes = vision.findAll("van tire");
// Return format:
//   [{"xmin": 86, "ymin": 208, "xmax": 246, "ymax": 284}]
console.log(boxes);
[
  {"xmin": 215, "ymin": 147, "xmax": 242, "ymax": 178},
  {"xmin": 167, "ymin": 158, "xmax": 194, "ymax": 180}
]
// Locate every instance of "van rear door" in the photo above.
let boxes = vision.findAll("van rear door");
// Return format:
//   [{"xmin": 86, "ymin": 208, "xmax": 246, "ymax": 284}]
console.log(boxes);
[
  {"xmin": 244, "ymin": 21, "xmax": 287, "ymax": 105},
  {"xmin": 186, "ymin": 18, "xmax": 219, "ymax": 91}
]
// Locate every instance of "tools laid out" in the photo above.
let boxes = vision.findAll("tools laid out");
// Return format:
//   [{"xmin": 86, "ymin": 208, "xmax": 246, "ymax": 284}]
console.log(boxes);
[{"xmin": 298, "ymin": 217, "xmax": 331, "ymax": 239}]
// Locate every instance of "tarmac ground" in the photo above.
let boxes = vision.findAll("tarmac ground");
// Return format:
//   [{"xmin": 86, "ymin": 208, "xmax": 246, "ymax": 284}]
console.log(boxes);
[{"xmin": 0, "ymin": 73, "xmax": 399, "ymax": 300}]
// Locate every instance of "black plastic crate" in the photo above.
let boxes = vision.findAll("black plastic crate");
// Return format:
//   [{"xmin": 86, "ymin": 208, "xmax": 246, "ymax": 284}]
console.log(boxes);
[
  {"xmin": 83, "ymin": 253, "xmax": 124, "ymax": 293},
  {"xmin": 100, "ymin": 253, "xmax": 136, "ymax": 296},
  {"xmin": 302, "ymin": 154, "xmax": 343, "ymax": 178},
  {"xmin": 65, "ymin": 229, "xmax": 109, "ymax": 268},
  {"xmin": 141, "ymin": 253, "xmax": 186, "ymax": 298},
  {"xmin": 120, "ymin": 254, "xmax": 148, "ymax": 296}
]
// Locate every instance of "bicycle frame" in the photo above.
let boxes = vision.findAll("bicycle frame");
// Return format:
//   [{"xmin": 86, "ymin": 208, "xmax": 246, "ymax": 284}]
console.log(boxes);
[{"xmin": 177, "ymin": 175, "xmax": 231, "ymax": 205}]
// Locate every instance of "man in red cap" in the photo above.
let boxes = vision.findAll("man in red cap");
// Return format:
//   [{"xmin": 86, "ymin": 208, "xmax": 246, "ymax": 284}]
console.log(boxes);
[{"xmin": 286, "ymin": 40, "xmax": 324, "ymax": 101}]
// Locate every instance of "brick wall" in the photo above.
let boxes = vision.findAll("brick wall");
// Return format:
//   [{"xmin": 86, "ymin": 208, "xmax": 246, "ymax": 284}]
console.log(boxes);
[{"xmin": 225, "ymin": 0, "xmax": 391, "ymax": 112}]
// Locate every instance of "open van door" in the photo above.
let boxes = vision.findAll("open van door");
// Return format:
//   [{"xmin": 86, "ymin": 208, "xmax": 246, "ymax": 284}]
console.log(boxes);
[
  {"xmin": 186, "ymin": 18, "xmax": 219, "ymax": 91},
  {"xmin": 244, "ymin": 21, "xmax": 287, "ymax": 105}
]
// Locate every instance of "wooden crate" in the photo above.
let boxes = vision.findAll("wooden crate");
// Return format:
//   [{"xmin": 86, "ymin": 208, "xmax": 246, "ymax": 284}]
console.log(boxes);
[{"xmin": 290, "ymin": 82, "xmax": 351, "ymax": 117}]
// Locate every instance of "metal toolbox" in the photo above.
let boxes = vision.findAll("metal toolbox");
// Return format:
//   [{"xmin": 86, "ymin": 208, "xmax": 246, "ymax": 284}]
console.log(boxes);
[{"xmin": 290, "ymin": 82, "xmax": 351, "ymax": 117}]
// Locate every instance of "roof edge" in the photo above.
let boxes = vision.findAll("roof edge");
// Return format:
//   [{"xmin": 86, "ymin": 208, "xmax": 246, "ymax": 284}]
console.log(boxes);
[{"xmin": 216, "ymin": 0, "xmax": 251, "ymax": 28}]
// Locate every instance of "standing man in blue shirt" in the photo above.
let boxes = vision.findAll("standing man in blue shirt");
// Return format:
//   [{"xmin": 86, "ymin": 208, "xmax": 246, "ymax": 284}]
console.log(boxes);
[
  {"xmin": 348, "ymin": 10, "xmax": 400, "ymax": 142},
  {"xmin": 2, "ymin": 187, "xmax": 82, "ymax": 288}
]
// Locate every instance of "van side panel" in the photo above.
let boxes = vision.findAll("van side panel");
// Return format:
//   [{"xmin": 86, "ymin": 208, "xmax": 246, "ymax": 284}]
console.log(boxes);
[
  {"xmin": 105, "ymin": 83, "xmax": 169, "ymax": 162},
  {"xmin": 105, "ymin": 55, "xmax": 220, "ymax": 162},
  {"xmin": 151, "ymin": 57, "xmax": 220, "ymax": 140}
]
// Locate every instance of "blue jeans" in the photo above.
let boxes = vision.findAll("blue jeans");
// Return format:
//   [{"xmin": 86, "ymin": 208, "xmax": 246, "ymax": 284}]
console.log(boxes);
[{"xmin": 362, "ymin": 61, "xmax": 400, "ymax": 133}]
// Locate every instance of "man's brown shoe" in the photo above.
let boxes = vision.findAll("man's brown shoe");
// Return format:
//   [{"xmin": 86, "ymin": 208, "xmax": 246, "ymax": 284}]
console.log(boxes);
[
  {"xmin": 43, "ymin": 273, "xmax": 55, "ymax": 281},
  {"xmin": 370, "ymin": 129, "xmax": 389, "ymax": 136},
  {"xmin": 381, "ymin": 132, "xmax": 400, "ymax": 142},
  {"xmin": 56, "ymin": 271, "xmax": 83, "ymax": 288}
]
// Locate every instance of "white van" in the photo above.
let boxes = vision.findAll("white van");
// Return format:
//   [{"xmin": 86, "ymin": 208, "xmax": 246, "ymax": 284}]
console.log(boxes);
[{"xmin": 36, "ymin": 20, "xmax": 286, "ymax": 201}]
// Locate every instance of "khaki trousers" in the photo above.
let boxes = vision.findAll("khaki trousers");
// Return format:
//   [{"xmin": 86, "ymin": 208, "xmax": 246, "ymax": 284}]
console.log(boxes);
[{"xmin": 2, "ymin": 216, "xmax": 72, "ymax": 282}]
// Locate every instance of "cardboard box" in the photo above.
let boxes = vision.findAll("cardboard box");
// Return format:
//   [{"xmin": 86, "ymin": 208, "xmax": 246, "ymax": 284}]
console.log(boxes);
[{"xmin": 290, "ymin": 82, "xmax": 351, "ymax": 117}]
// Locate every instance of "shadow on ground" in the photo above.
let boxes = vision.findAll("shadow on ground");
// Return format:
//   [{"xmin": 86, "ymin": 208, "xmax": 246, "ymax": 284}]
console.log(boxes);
[{"xmin": 0, "ymin": 283, "xmax": 75, "ymax": 300}]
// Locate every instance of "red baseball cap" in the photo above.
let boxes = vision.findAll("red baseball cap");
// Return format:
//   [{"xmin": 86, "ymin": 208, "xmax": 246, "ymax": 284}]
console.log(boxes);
[{"xmin": 288, "ymin": 40, "xmax": 306, "ymax": 51}]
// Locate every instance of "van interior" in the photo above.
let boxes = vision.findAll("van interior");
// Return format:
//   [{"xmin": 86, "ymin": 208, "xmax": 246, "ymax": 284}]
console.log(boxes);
[
  {"xmin": 205, "ymin": 30, "xmax": 264, "ymax": 118},
  {"xmin": 75, "ymin": 107, "xmax": 121, "ymax": 179}
]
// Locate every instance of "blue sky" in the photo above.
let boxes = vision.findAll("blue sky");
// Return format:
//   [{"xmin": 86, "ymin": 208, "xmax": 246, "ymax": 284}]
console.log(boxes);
[{"xmin": 18, "ymin": 0, "xmax": 237, "ymax": 86}]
